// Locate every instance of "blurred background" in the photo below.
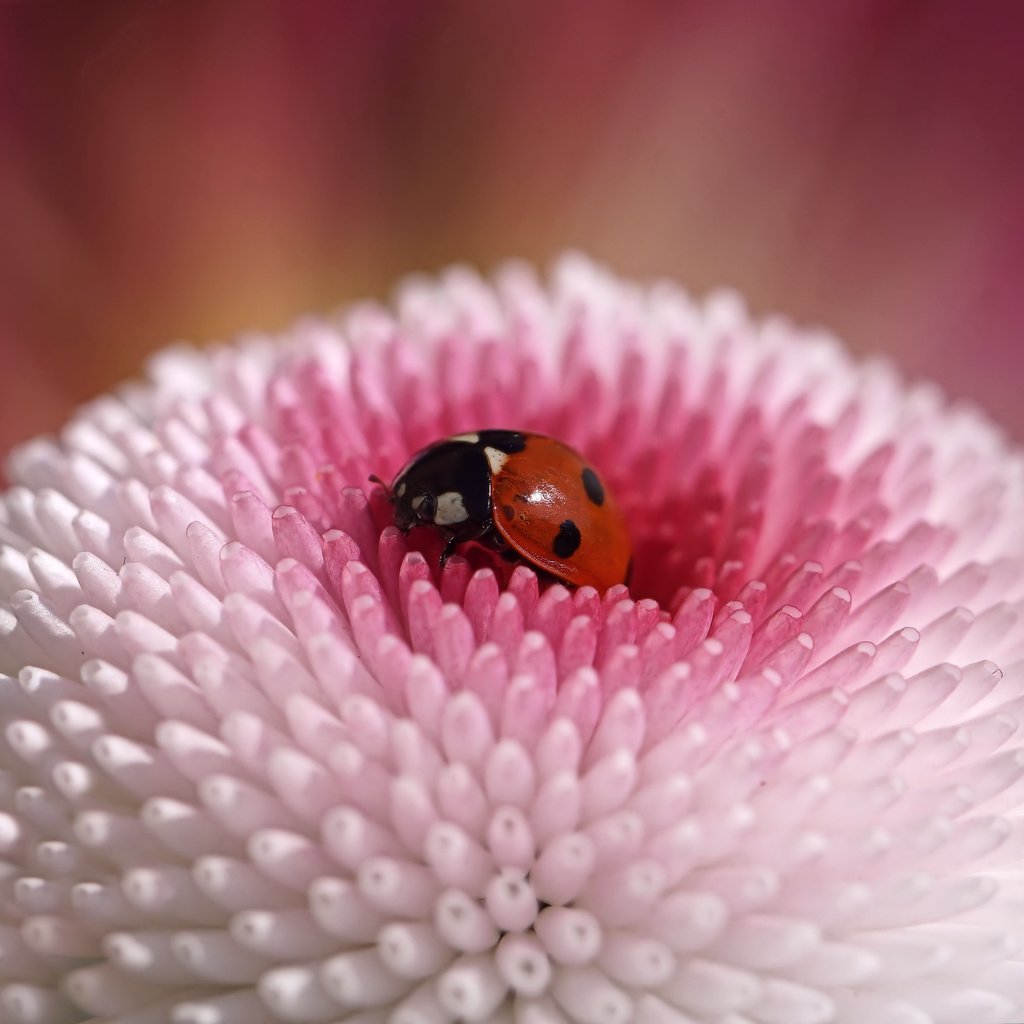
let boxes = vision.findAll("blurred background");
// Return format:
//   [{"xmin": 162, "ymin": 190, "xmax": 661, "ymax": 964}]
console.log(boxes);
[{"xmin": 1, "ymin": 0, "xmax": 1023, "ymax": 454}]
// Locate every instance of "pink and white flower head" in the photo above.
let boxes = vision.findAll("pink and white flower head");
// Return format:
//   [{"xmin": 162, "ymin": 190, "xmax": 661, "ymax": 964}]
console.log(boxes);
[{"xmin": 1, "ymin": 255, "xmax": 1023, "ymax": 1024}]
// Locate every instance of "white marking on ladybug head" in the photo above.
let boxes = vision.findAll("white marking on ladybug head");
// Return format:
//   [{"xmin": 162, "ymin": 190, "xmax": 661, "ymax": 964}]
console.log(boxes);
[
  {"xmin": 396, "ymin": 481, "xmax": 407, "ymax": 498},
  {"xmin": 411, "ymin": 494, "xmax": 425, "ymax": 510},
  {"xmin": 451, "ymin": 432, "xmax": 480, "ymax": 444},
  {"xmin": 434, "ymin": 491, "xmax": 469, "ymax": 526},
  {"xmin": 483, "ymin": 446, "xmax": 509, "ymax": 473}
]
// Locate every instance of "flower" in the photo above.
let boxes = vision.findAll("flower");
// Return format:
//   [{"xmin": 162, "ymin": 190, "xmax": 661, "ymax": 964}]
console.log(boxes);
[{"xmin": 1, "ymin": 254, "xmax": 1023, "ymax": 1024}]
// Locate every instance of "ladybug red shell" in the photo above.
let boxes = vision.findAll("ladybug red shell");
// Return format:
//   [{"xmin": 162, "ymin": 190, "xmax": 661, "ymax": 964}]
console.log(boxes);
[{"xmin": 381, "ymin": 430, "xmax": 632, "ymax": 591}]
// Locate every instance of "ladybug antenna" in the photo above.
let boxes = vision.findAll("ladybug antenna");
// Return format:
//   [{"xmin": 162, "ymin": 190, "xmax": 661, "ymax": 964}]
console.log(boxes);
[{"xmin": 368, "ymin": 474, "xmax": 393, "ymax": 500}]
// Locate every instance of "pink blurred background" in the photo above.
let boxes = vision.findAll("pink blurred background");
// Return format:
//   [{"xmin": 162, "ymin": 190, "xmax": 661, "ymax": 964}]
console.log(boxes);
[{"xmin": 1, "ymin": 1, "xmax": 1023, "ymax": 454}]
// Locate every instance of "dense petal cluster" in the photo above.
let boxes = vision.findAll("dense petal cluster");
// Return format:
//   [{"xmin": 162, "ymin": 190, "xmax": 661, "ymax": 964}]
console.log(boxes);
[{"xmin": 1, "ymin": 256, "xmax": 1023, "ymax": 1024}]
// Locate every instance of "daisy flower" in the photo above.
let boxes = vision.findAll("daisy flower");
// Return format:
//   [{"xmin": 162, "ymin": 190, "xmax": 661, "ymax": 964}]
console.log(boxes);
[{"xmin": 1, "ymin": 255, "xmax": 1022, "ymax": 1024}]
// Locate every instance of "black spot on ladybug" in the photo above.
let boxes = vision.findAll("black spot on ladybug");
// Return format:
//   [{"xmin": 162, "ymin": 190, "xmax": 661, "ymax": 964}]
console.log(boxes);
[
  {"xmin": 476, "ymin": 430, "xmax": 527, "ymax": 454},
  {"xmin": 581, "ymin": 467, "xmax": 605, "ymax": 506},
  {"xmin": 501, "ymin": 503, "xmax": 516, "ymax": 522},
  {"xmin": 553, "ymin": 519, "xmax": 582, "ymax": 558}
]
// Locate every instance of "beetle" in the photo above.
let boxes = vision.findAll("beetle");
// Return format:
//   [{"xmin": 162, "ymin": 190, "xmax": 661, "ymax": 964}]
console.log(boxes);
[{"xmin": 374, "ymin": 430, "xmax": 632, "ymax": 591}]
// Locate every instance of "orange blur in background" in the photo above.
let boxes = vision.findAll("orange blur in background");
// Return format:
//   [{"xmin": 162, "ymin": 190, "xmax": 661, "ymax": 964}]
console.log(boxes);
[{"xmin": 1, "ymin": 1, "xmax": 1023, "ymax": 453}]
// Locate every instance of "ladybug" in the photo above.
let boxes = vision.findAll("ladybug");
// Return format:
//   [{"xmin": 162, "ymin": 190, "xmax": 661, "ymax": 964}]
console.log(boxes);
[{"xmin": 376, "ymin": 430, "xmax": 631, "ymax": 591}]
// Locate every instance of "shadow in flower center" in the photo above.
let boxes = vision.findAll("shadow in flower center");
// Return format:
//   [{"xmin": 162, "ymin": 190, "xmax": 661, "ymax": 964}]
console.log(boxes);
[{"xmin": 612, "ymin": 464, "xmax": 763, "ymax": 613}]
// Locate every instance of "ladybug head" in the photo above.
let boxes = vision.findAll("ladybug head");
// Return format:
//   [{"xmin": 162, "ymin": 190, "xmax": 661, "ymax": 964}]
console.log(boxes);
[
  {"xmin": 371, "ymin": 471, "xmax": 434, "ymax": 533},
  {"xmin": 393, "ymin": 482, "xmax": 439, "ymax": 534}
]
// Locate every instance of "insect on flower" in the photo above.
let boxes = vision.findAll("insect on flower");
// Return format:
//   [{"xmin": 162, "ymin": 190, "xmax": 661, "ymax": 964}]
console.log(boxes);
[{"xmin": 374, "ymin": 429, "xmax": 633, "ymax": 591}]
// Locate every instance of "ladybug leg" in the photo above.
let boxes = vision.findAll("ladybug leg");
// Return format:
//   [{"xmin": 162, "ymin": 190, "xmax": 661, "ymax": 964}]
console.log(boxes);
[
  {"xmin": 438, "ymin": 533, "xmax": 459, "ymax": 569},
  {"xmin": 480, "ymin": 526, "xmax": 522, "ymax": 564}
]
